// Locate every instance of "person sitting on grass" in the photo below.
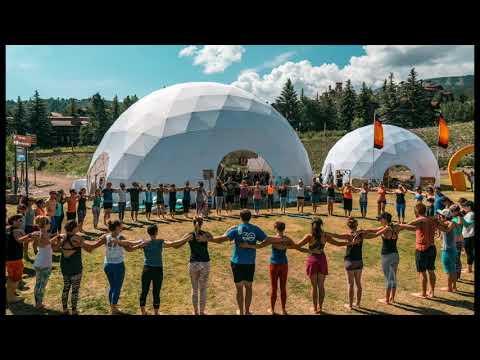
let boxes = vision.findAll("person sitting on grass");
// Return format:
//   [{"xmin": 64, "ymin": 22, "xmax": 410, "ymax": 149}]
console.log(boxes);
[
  {"xmin": 211, "ymin": 209, "xmax": 286, "ymax": 315},
  {"xmin": 239, "ymin": 221, "xmax": 311, "ymax": 315},
  {"xmin": 6, "ymin": 214, "xmax": 36, "ymax": 304}
]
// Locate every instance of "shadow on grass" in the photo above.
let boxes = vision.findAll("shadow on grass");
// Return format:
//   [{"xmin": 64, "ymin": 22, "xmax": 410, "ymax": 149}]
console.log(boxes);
[
  {"xmin": 427, "ymin": 296, "xmax": 474, "ymax": 311},
  {"xmin": 7, "ymin": 301, "xmax": 65, "ymax": 316},
  {"xmin": 453, "ymin": 290, "xmax": 474, "ymax": 298},
  {"xmin": 82, "ymin": 230, "xmax": 103, "ymax": 237},
  {"xmin": 392, "ymin": 301, "xmax": 452, "ymax": 315},
  {"xmin": 352, "ymin": 306, "xmax": 391, "ymax": 315}
]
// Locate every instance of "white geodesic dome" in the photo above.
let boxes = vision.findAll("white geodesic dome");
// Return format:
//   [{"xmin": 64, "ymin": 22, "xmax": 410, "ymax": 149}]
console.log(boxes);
[
  {"xmin": 321, "ymin": 124, "xmax": 440, "ymax": 187},
  {"xmin": 87, "ymin": 82, "xmax": 312, "ymax": 191}
]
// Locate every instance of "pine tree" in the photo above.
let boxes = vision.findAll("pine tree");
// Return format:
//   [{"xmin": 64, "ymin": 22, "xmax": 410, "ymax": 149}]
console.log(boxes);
[
  {"xmin": 355, "ymin": 82, "xmax": 376, "ymax": 126},
  {"xmin": 12, "ymin": 96, "xmax": 28, "ymax": 135},
  {"xmin": 67, "ymin": 98, "xmax": 78, "ymax": 117},
  {"xmin": 111, "ymin": 95, "xmax": 121, "ymax": 123},
  {"xmin": 28, "ymin": 90, "xmax": 53, "ymax": 147},
  {"xmin": 122, "ymin": 95, "xmax": 137, "ymax": 112},
  {"xmin": 273, "ymin": 79, "xmax": 301, "ymax": 129},
  {"xmin": 89, "ymin": 93, "xmax": 110, "ymax": 142},
  {"xmin": 339, "ymin": 80, "xmax": 356, "ymax": 131}
]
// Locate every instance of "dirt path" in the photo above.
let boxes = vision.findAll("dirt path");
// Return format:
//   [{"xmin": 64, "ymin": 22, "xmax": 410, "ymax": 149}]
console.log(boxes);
[{"xmin": 24, "ymin": 171, "xmax": 80, "ymax": 198}]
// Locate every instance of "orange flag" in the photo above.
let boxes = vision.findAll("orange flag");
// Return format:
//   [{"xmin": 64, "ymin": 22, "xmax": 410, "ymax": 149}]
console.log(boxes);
[
  {"xmin": 438, "ymin": 114, "xmax": 449, "ymax": 149},
  {"xmin": 374, "ymin": 114, "xmax": 384, "ymax": 149}
]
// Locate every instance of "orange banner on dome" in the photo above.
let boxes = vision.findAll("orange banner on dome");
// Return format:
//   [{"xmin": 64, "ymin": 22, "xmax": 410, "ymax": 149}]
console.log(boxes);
[
  {"xmin": 373, "ymin": 114, "xmax": 384, "ymax": 149},
  {"xmin": 438, "ymin": 114, "xmax": 449, "ymax": 149}
]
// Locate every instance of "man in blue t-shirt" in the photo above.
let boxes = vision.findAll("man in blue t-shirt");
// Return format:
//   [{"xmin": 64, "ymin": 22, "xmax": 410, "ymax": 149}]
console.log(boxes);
[
  {"xmin": 434, "ymin": 187, "xmax": 445, "ymax": 214},
  {"xmin": 213, "ymin": 209, "xmax": 283, "ymax": 315}
]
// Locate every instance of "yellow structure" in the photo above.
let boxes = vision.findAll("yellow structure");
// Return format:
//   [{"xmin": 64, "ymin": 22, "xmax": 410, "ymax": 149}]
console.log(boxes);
[{"xmin": 448, "ymin": 145, "xmax": 474, "ymax": 191}]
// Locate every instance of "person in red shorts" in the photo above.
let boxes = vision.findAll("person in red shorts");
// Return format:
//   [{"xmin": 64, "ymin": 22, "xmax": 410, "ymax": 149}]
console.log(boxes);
[
  {"xmin": 240, "ymin": 221, "xmax": 310, "ymax": 315},
  {"xmin": 6, "ymin": 214, "xmax": 36, "ymax": 303}
]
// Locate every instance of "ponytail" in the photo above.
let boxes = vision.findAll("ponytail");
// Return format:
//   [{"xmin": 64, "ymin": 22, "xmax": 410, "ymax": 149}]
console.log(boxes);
[{"xmin": 311, "ymin": 217, "xmax": 323, "ymax": 242}]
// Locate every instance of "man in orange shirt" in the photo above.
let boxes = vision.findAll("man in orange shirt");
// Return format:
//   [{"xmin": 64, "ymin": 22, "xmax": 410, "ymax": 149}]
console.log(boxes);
[
  {"xmin": 404, "ymin": 203, "xmax": 439, "ymax": 299},
  {"xmin": 66, "ymin": 189, "xmax": 79, "ymax": 221}
]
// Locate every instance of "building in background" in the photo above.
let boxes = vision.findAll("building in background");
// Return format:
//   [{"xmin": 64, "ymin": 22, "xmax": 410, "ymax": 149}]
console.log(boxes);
[{"xmin": 49, "ymin": 112, "xmax": 89, "ymax": 146}]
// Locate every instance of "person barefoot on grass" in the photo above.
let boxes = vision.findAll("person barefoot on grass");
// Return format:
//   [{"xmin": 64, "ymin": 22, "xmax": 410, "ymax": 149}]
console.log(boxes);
[
  {"xmin": 342, "ymin": 182, "xmax": 354, "ymax": 217},
  {"xmin": 179, "ymin": 181, "xmax": 192, "ymax": 219},
  {"xmin": 240, "ymin": 221, "xmax": 310, "ymax": 315},
  {"xmin": 310, "ymin": 177, "xmax": 322, "ymax": 215},
  {"xmin": 101, "ymin": 182, "xmax": 115, "ymax": 226},
  {"xmin": 322, "ymin": 181, "xmax": 336, "ymax": 216},
  {"xmin": 91, "ymin": 188, "xmax": 102, "ymax": 229},
  {"xmin": 154, "ymin": 184, "xmax": 167, "ymax": 220},
  {"xmin": 289, "ymin": 179, "xmax": 306, "ymax": 214},
  {"xmin": 362, "ymin": 212, "xmax": 415, "ymax": 304},
  {"xmin": 52, "ymin": 220, "xmax": 106, "ymax": 315},
  {"xmin": 30, "ymin": 216, "xmax": 62, "ymax": 310},
  {"xmin": 403, "ymin": 203, "xmax": 438, "ymax": 299},
  {"xmin": 371, "ymin": 183, "xmax": 387, "ymax": 218},
  {"xmin": 389, "ymin": 184, "xmax": 408, "ymax": 224},
  {"xmin": 114, "ymin": 183, "xmax": 127, "ymax": 222},
  {"xmin": 77, "ymin": 188, "xmax": 88, "ymax": 233},
  {"xmin": 165, "ymin": 217, "xmax": 224, "ymax": 315},
  {"xmin": 127, "ymin": 182, "xmax": 142, "ymax": 222},
  {"xmin": 266, "ymin": 180, "xmax": 275, "ymax": 214},
  {"xmin": 277, "ymin": 182, "xmax": 289, "ymax": 214},
  {"xmin": 194, "ymin": 182, "xmax": 209, "ymax": 219},
  {"xmin": 352, "ymin": 182, "xmax": 370, "ymax": 219},
  {"xmin": 213, "ymin": 179, "xmax": 226, "ymax": 217},
  {"xmin": 128, "ymin": 224, "xmax": 193, "ymax": 315},
  {"xmin": 436, "ymin": 209, "xmax": 460, "ymax": 293},
  {"xmin": 212, "ymin": 209, "xmax": 285, "ymax": 315},
  {"xmin": 328, "ymin": 217, "xmax": 376, "ymax": 311},
  {"xmin": 6, "ymin": 214, "xmax": 36, "ymax": 304}
]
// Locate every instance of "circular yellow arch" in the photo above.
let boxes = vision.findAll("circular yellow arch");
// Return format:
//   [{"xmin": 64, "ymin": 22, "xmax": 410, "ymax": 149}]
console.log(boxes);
[{"xmin": 448, "ymin": 145, "xmax": 474, "ymax": 191}]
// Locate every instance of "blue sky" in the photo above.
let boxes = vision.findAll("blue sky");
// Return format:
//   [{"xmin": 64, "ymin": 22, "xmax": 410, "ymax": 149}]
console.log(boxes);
[{"xmin": 6, "ymin": 45, "xmax": 474, "ymax": 102}]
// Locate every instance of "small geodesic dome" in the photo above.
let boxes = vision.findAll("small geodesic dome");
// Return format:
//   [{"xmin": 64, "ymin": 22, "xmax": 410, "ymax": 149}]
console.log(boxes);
[
  {"xmin": 87, "ymin": 82, "xmax": 312, "ymax": 191},
  {"xmin": 321, "ymin": 124, "xmax": 440, "ymax": 187}
]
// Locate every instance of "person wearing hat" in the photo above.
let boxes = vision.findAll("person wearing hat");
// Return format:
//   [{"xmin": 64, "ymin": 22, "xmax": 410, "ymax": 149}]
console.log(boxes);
[
  {"xmin": 461, "ymin": 200, "xmax": 474, "ymax": 273},
  {"xmin": 436, "ymin": 208, "xmax": 459, "ymax": 293}
]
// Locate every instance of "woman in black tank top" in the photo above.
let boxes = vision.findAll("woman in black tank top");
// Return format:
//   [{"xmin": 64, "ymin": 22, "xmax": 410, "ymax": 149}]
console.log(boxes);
[{"xmin": 362, "ymin": 212, "xmax": 415, "ymax": 304}]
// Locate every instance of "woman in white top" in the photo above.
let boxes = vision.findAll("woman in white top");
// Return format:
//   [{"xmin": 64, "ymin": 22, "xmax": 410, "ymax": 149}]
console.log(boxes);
[
  {"xmin": 289, "ymin": 179, "xmax": 306, "ymax": 213},
  {"xmin": 461, "ymin": 200, "xmax": 475, "ymax": 273},
  {"xmin": 92, "ymin": 219, "xmax": 142, "ymax": 314},
  {"xmin": 30, "ymin": 216, "xmax": 62, "ymax": 310},
  {"xmin": 114, "ymin": 183, "xmax": 127, "ymax": 222}
]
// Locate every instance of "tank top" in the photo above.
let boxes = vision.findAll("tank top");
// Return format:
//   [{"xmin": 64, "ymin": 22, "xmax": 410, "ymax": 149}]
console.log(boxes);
[
  {"xmin": 343, "ymin": 187, "xmax": 353, "ymax": 199},
  {"xmin": 267, "ymin": 185, "xmax": 274, "ymax": 195},
  {"xmin": 78, "ymin": 196, "xmax": 87, "ymax": 211},
  {"xmin": 359, "ymin": 190, "xmax": 368, "ymax": 203},
  {"xmin": 55, "ymin": 202, "xmax": 63, "ymax": 217},
  {"xmin": 396, "ymin": 192, "xmax": 406, "ymax": 204},
  {"xmin": 143, "ymin": 239, "xmax": 164, "ymax": 267},
  {"xmin": 345, "ymin": 232, "xmax": 363, "ymax": 261},
  {"xmin": 381, "ymin": 226, "xmax": 398, "ymax": 255},
  {"xmin": 377, "ymin": 188, "xmax": 386, "ymax": 201},
  {"xmin": 34, "ymin": 243, "xmax": 53, "ymax": 269},
  {"xmin": 104, "ymin": 234, "xmax": 125, "ymax": 264},
  {"xmin": 270, "ymin": 246, "xmax": 287, "ymax": 265},
  {"xmin": 441, "ymin": 229, "xmax": 456, "ymax": 251},
  {"xmin": 157, "ymin": 189, "xmax": 165, "ymax": 203},
  {"xmin": 60, "ymin": 234, "xmax": 83, "ymax": 276},
  {"xmin": 253, "ymin": 187, "xmax": 262, "ymax": 200},
  {"xmin": 183, "ymin": 187, "xmax": 191, "ymax": 202},
  {"xmin": 240, "ymin": 186, "xmax": 248, "ymax": 198},
  {"xmin": 6, "ymin": 228, "xmax": 24, "ymax": 261},
  {"xmin": 327, "ymin": 186, "xmax": 335, "ymax": 197},
  {"xmin": 312, "ymin": 182, "xmax": 321, "ymax": 194},
  {"xmin": 188, "ymin": 231, "xmax": 210, "ymax": 263},
  {"xmin": 308, "ymin": 233, "xmax": 326, "ymax": 253},
  {"xmin": 296, "ymin": 185, "xmax": 305, "ymax": 198},
  {"xmin": 216, "ymin": 185, "xmax": 224, "ymax": 197}
]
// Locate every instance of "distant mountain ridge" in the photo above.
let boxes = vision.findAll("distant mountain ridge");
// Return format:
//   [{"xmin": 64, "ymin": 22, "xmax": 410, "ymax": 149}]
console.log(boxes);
[{"xmin": 423, "ymin": 75, "xmax": 474, "ymax": 97}]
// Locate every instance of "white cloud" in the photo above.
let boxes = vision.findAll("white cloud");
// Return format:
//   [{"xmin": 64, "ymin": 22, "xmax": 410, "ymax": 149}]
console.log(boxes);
[
  {"xmin": 178, "ymin": 45, "xmax": 245, "ymax": 74},
  {"xmin": 232, "ymin": 45, "xmax": 474, "ymax": 101},
  {"xmin": 178, "ymin": 45, "xmax": 198, "ymax": 58},
  {"xmin": 242, "ymin": 51, "xmax": 297, "ymax": 74}
]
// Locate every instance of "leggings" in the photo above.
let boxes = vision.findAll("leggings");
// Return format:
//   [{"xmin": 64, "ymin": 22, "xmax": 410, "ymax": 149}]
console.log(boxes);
[
  {"xmin": 455, "ymin": 240, "xmax": 463, "ymax": 273},
  {"xmin": 92, "ymin": 207, "xmax": 100, "ymax": 227},
  {"xmin": 104, "ymin": 262, "xmax": 125, "ymax": 305},
  {"xmin": 381, "ymin": 253, "xmax": 399, "ymax": 289},
  {"xmin": 269, "ymin": 264, "xmax": 288, "ymax": 310},
  {"xmin": 139, "ymin": 266, "xmax": 163, "ymax": 309},
  {"xmin": 189, "ymin": 261, "xmax": 210, "ymax": 313},
  {"xmin": 34, "ymin": 267, "xmax": 52, "ymax": 305},
  {"xmin": 62, "ymin": 272, "xmax": 82, "ymax": 310},
  {"xmin": 464, "ymin": 237, "xmax": 475, "ymax": 266},
  {"xmin": 240, "ymin": 197, "xmax": 248, "ymax": 209}
]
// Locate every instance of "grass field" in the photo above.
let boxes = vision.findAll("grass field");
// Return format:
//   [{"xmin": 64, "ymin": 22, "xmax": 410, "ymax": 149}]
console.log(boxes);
[{"xmin": 6, "ymin": 177, "xmax": 475, "ymax": 316}]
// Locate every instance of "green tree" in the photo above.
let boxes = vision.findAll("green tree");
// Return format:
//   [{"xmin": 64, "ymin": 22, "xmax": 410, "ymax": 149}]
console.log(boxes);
[
  {"xmin": 300, "ymin": 95, "xmax": 324, "ymax": 131},
  {"xmin": 88, "ymin": 93, "xmax": 110, "ymax": 142},
  {"xmin": 111, "ymin": 95, "xmax": 121, "ymax": 123},
  {"xmin": 66, "ymin": 98, "xmax": 78, "ymax": 117},
  {"xmin": 273, "ymin": 79, "xmax": 302, "ymax": 129},
  {"xmin": 339, "ymin": 80, "xmax": 356, "ymax": 131},
  {"xmin": 355, "ymin": 82, "xmax": 376, "ymax": 126},
  {"xmin": 11, "ymin": 96, "xmax": 29, "ymax": 135},
  {"xmin": 28, "ymin": 90, "xmax": 53, "ymax": 147}
]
